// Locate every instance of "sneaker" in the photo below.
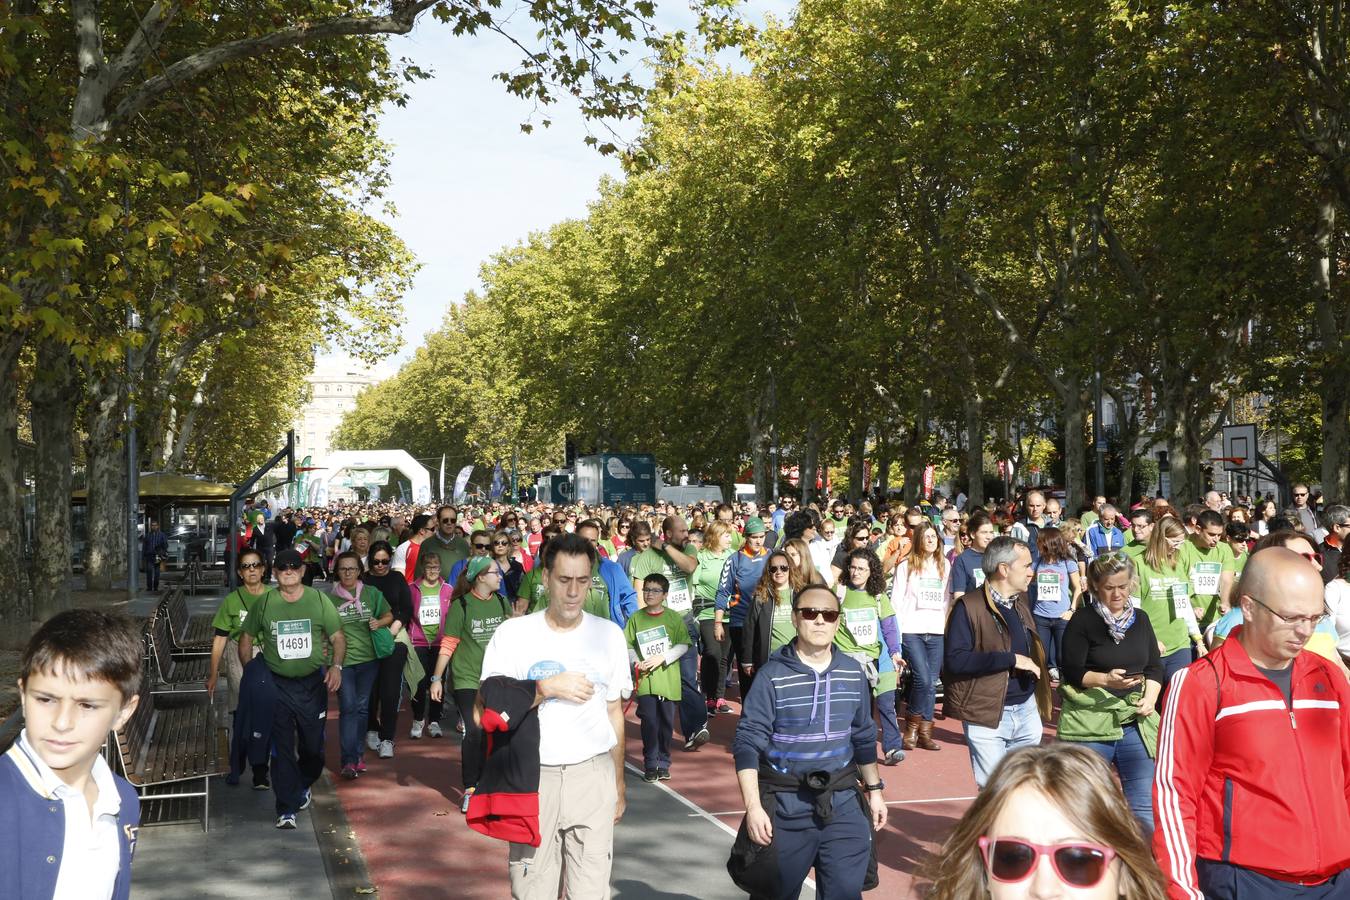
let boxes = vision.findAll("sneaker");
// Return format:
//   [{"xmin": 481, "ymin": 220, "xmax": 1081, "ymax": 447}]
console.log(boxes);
[
  {"xmin": 299, "ymin": 789, "xmax": 312, "ymax": 811},
  {"xmin": 427, "ymin": 721, "xmax": 443, "ymax": 738},
  {"xmin": 252, "ymin": 774, "xmax": 271, "ymax": 792},
  {"xmin": 883, "ymin": 748, "xmax": 906, "ymax": 766},
  {"xmin": 657, "ymin": 768, "xmax": 671, "ymax": 781},
  {"xmin": 354, "ymin": 761, "xmax": 367, "ymax": 774},
  {"xmin": 460, "ymin": 788, "xmax": 475, "ymax": 814},
  {"xmin": 410, "ymin": 720, "xmax": 425, "ymax": 739},
  {"xmin": 706, "ymin": 701, "xmax": 718, "ymax": 718},
  {"xmin": 379, "ymin": 740, "xmax": 394, "ymax": 759},
  {"xmin": 683, "ymin": 728, "xmax": 711, "ymax": 751},
  {"xmin": 456, "ymin": 718, "xmax": 466, "ymax": 735},
  {"xmin": 366, "ymin": 731, "xmax": 380, "ymax": 751},
  {"xmin": 275, "ymin": 814, "xmax": 297, "ymax": 830},
  {"xmin": 642, "ymin": 769, "xmax": 659, "ymax": 783},
  {"xmin": 1049, "ymin": 667, "xmax": 1061, "ymax": 683},
  {"xmin": 341, "ymin": 764, "xmax": 359, "ymax": 780},
  {"xmin": 716, "ymin": 699, "xmax": 732, "ymax": 713}
]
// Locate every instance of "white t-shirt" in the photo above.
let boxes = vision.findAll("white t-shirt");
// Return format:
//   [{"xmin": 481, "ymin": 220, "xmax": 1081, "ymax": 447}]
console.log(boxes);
[{"xmin": 480, "ymin": 611, "xmax": 633, "ymax": 766}]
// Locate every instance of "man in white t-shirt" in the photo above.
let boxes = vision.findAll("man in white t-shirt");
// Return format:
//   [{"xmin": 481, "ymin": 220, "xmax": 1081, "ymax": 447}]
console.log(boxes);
[{"xmin": 479, "ymin": 532, "xmax": 632, "ymax": 900}]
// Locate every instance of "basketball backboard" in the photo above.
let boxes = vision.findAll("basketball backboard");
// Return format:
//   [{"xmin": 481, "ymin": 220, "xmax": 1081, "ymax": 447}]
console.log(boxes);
[{"xmin": 1221, "ymin": 423, "xmax": 1258, "ymax": 471}]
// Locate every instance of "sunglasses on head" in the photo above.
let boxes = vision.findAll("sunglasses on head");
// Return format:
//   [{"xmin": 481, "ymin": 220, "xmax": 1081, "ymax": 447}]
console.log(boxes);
[
  {"xmin": 978, "ymin": 837, "xmax": 1114, "ymax": 888},
  {"xmin": 795, "ymin": 607, "xmax": 840, "ymax": 623}
]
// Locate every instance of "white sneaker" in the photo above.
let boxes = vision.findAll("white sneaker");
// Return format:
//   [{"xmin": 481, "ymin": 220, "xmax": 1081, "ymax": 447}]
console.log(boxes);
[
  {"xmin": 410, "ymin": 720, "xmax": 425, "ymax": 739},
  {"xmin": 366, "ymin": 731, "xmax": 379, "ymax": 751},
  {"xmin": 427, "ymin": 721, "xmax": 443, "ymax": 738},
  {"xmin": 378, "ymin": 740, "xmax": 394, "ymax": 759}
]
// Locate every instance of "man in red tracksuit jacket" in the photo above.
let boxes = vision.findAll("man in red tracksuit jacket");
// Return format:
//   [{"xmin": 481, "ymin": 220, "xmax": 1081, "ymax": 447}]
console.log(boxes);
[{"xmin": 1154, "ymin": 547, "xmax": 1350, "ymax": 899}]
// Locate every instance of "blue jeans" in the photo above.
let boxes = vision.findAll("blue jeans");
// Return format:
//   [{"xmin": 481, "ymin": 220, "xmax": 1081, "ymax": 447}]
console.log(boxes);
[
  {"xmin": 962, "ymin": 694, "xmax": 1042, "ymax": 788},
  {"xmin": 337, "ymin": 660, "xmax": 378, "ymax": 766},
  {"xmin": 1034, "ymin": 613, "xmax": 1068, "ymax": 671},
  {"xmin": 901, "ymin": 633, "xmax": 943, "ymax": 720},
  {"xmin": 875, "ymin": 689, "xmax": 902, "ymax": 754},
  {"xmin": 1159, "ymin": 646, "xmax": 1196, "ymax": 712},
  {"xmin": 678, "ymin": 614, "xmax": 708, "ymax": 738},
  {"xmin": 1078, "ymin": 722, "xmax": 1156, "ymax": 840}
]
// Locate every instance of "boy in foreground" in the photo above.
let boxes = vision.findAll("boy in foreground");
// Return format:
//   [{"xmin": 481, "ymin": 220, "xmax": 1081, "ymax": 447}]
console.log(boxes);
[
  {"xmin": 1, "ymin": 608, "xmax": 145, "ymax": 899},
  {"xmin": 624, "ymin": 572, "xmax": 691, "ymax": 782}
]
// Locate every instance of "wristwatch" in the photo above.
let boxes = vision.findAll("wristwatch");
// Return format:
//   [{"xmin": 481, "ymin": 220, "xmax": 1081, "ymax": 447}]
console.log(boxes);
[
  {"xmin": 429, "ymin": 674, "xmax": 442, "ymax": 683},
  {"xmin": 862, "ymin": 780, "xmax": 885, "ymax": 792},
  {"xmin": 332, "ymin": 663, "xmax": 343, "ymax": 671}
]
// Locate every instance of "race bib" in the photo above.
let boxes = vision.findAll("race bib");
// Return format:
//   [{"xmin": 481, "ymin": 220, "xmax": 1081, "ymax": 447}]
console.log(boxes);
[
  {"xmin": 915, "ymin": 577, "xmax": 945, "ymax": 610},
  {"xmin": 973, "ymin": 568, "xmax": 986, "ymax": 588},
  {"xmin": 845, "ymin": 607, "xmax": 879, "ymax": 646},
  {"xmin": 1169, "ymin": 582, "xmax": 1190, "ymax": 617},
  {"xmin": 1190, "ymin": 562, "xmax": 1222, "ymax": 596},
  {"xmin": 1036, "ymin": 572, "xmax": 1062, "ymax": 606},
  {"xmin": 420, "ymin": 594, "xmax": 441, "ymax": 628},
  {"xmin": 636, "ymin": 625, "xmax": 670, "ymax": 661},
  {"xmin": 238, "ymin": 609, "xmax": 248, "ymax": 625},
  {"xmin": 666, "ymin": 577, "xmax": 693, "ymax": 613},
  {"xmin": 276, "ymin": 619, "xmax": 312, "ymax": 660}
]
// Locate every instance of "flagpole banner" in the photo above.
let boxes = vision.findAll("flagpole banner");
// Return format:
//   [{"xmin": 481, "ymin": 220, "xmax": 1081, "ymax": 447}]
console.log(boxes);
[
  {"xmin": 490, "ymin": 461, "xmax": 505, "ymax": 500},
  {"xmin": 438, "ymin": 454, "xmax": 446, "ymax": 501},
  {"xmin": 453, "ymin": 465, "xmax": 474, "ymax": 504}
]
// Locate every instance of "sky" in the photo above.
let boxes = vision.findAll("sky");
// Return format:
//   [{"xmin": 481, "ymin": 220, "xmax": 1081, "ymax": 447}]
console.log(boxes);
[{"xmin": 319, "ymin": 0, "xmax": 794, "ymax": 376}]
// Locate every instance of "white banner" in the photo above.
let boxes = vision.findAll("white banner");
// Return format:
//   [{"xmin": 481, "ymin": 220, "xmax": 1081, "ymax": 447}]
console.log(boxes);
[
  {"xmin": 438, "ymin": 454, "xmax": 446, "ymax": 501},
  {"xmin": 453, "ymin": 465, "xmax": 474, "ymax": 503}
]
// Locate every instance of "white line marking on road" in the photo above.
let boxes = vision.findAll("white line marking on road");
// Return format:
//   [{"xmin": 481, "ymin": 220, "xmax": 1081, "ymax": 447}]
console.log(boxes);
[
  {"xmin": 693, "ymin": 796, "xmax": 977, "ymax": 817},
  {"xmin": 624, "ymin": 762, "xmax": 817, "ymax": 892}
]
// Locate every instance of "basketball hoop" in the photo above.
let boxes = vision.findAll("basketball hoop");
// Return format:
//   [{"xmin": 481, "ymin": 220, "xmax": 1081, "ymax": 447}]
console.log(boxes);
[{"xmin": 1213, "ymin": 457, "xmax": 1245, "ymax": 467}]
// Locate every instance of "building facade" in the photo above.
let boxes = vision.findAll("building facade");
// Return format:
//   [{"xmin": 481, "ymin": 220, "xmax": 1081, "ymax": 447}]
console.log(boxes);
[{"xmin": 293, "ymin": 362, "xmax": 381, "ymax": 465}]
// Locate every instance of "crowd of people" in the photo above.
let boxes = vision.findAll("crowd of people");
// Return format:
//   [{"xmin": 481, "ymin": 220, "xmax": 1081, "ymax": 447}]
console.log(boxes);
[{"xmin": 10, "ymin": 483, "xmax": 1348, "ymax": 898}]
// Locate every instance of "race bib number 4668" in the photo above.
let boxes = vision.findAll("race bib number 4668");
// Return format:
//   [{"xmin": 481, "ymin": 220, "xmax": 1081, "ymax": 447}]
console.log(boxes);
[{"xmin": 276, "ymin": 619, "xmax": 313, "ymax": 660}]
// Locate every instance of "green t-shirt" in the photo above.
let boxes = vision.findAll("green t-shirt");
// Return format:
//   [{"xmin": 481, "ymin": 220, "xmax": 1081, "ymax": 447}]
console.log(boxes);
[
  {"xmin": 1080, "ymin": 511, "xmax": 1100, "ymax": 529},
  {"xmin": 421, "ymin": 533, "xmax": 472, "ymax": 575},
  {"xmin": 294, "ymin": 532, "xmax": 322, "ymax": 561},
  {"xmin": 1231, "ymin": 550, "xmax": 1248, "ymax": 580},
  {"xmin": 415, "ymin": 579, "xmax": 448, "ymax": 645},
  {"xmin": 246, "ymin": 587, "xmax": 342, "ymax": 678},
  {"xmin": 1133, "ymin": 551, "xmax": 1199, "ymax": 656},
  {"xmin": 212, "ymin": 585, "xmax": 267, "ymax": 642},
  {"xmin": 585, "ymin": 561, "xmax": 611, "ymax": 620},
  {"xmin": 693, "ymin": 549, "xmax": 732, "ymax": 622},
  {"xmin": 625, "ymin": 607, "xmax": 691, "ymax": 700},
  {"xmin": 1186, "ymin": 541, "xmax": 1236, "ymax": 629},
  {"xmin": 1122, "ymin": 539, "xmax": 1147, "ymax": 564},
  {"xmin": 833, "ymin": 588, "xmax": 896, "ymax": 659},
  {"xmin": 328, "ymin": 584, "xmax": 389, "ymax": 667},
  {"xmin": 520, "ymin": 566, "xmax": 550, "ymax": 614},
  {"xmin": 629, "ymin": 546, "xmax": 698, "ymax": 616},
  {"xmin": 769, "ymin": 587, "xmax": 796, "ymax": 651},
  {"xmin": 443, "ymin": 592, "xmax": 512, "ymax": 690}
]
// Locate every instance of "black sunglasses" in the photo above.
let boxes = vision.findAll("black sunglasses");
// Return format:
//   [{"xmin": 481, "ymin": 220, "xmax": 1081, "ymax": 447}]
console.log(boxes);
[
  {"xmin": 275, "ymin": 563, "xmax": 303, "ymax": 572},
  {"xmin": 239, "ymin": 561, "xmax": 264, "ymax": 570},
  {"xmin": 473, "ymin": 543, "xmax": 490, "ymax": 550},
  {"xmin": 371, "ymin": 557, "xmax": 392, "ymax": 566},
  {"xmin": 796, "ymin": 607, "xmax": 840, "ymax": 623},
  {"xmin": 767, "ymin": 564, "xmax": 790, "ymax": 573}
]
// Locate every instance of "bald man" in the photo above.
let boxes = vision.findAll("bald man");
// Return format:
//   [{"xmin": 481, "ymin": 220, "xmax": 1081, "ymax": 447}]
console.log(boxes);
[{"xmin": 1154, "ymin": 548, "xmax": 1350, "ymax": 900}]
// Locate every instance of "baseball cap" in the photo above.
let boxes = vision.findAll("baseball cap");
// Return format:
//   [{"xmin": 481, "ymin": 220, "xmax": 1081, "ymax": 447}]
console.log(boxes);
[{"xmin": 274, "ymin": 548, "xmax": 304, "ymax": 569}]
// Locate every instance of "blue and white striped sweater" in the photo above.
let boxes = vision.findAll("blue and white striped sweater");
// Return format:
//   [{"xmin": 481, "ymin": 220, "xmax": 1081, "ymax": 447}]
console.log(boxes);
[{"xmin": 732, "ymin": 641, "xmax": 878, "ymax": 777}]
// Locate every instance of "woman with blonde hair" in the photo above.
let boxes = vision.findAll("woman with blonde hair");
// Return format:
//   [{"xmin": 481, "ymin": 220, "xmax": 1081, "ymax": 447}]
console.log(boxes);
[
  {"xmin": 1135, "ymin": 516, "xmax": 1205, "ymax": 694},
  {"xmin": 891, "ymin": 519, "xmax": 951, "ymax": 751},
  {"xmin": 694, "ymin": 520, "xmax": 736, "ymax": 714},
  {"xmin": 926, "ymin": 743, "xmax": 1166, "ymax": 900},
  {"xmin": 782, "ymin": 537, "xmax": 825, "ymax": 586}
]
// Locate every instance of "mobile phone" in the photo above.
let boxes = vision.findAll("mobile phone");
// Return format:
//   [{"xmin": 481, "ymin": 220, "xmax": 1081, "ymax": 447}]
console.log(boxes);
[{"xmin": 1122, "ymin": 670, "xmax": 1145, "ymax": 679}]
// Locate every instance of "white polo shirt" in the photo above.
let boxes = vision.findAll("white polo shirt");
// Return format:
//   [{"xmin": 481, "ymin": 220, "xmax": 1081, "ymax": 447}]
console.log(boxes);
[
  {"xmin": 480, "ymin": 611, "xmax": 632, "ymax": 766},
  {"xmin": 16, "ymin": 730, "xmax": 122, "ymax": 900}
]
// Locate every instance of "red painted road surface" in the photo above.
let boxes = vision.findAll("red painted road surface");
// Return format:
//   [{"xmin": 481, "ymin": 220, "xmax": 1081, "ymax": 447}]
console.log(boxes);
[{"xmin": 325, "ymin": 692, "xmax": 1002, "ymax": 899}]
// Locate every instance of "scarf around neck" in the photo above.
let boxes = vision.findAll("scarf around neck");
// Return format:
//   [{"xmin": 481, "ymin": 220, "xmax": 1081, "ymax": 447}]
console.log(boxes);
[{"xmin": 1093, "ymin": 597, "xmax": 1135, "ymax": 644}]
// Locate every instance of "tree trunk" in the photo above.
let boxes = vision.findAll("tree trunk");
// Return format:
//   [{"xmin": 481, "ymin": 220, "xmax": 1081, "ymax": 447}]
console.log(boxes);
[
  {"xmin": 875, "ymin": 433, "xmax": 892, "ymax": 497},
  {"xmin": 0, "ymin": 332, "xmax": 31, "ymax": 647},
  {"xmin": 848, "ymin": 424, "xmax": 867, "ymax": 503},
  {"xmin": 1060, "ymin": 379, "xmax": 1088, "ymax": 514},
  {"xmin": 83, "ymin": 374, "xmax": 128, "ymax": 591},
  {"xmin": 964, "ymin": 396, "xmax": 985, "ymax": 508},
  {"xmin": 748, "ymin": 377, "xmax": 775, "ymax": 506},
  {"xmin": 29, "ymin": 341, "xmax": 79, "ymax": 620},
  {"xmin": 1313, "ymin": 182, "xmax": 1350, "ymax": 502},
  {"xmin": 800, "ymin": 422, "xmax": 821, "ymax": 505}
]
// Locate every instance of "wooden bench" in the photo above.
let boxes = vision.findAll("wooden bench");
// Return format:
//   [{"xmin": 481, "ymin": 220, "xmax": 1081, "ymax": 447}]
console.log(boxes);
[
  {"xmin": 111, "ymin": 676, "xmax": 227, "ymax": 831},
  {"xmin": 161, "ymin": 588, "xmax": 215, "ymax": 653},
  {"xmin": 145, "ymin": 608, "xmax": 210, "ymax": 694}
]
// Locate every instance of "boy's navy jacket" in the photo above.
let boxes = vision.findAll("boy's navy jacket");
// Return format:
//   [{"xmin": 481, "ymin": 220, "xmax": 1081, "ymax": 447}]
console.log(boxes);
[
  {"xmin": 0, "ymin": 737, "xmax": 140, "ymax": 900},
  {"xmin": 229, "ymin": 654, "xmax": 277, "ymax": 782}
]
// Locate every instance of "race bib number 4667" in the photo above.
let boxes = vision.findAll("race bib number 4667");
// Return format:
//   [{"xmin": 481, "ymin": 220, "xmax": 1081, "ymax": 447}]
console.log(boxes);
[
  {"xmin": 276, "ymin": 619, "xmax": 313, "ymax": 660},
  {"xmin": 636, "ymin": 625, "xmax": 670, "ymax": 661}
]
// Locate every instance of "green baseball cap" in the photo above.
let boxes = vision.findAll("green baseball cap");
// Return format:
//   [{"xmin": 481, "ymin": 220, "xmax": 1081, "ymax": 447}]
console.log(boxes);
[{"xmin": 744, "ymin": 517, "xmax": 766, "ymax": 535}]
